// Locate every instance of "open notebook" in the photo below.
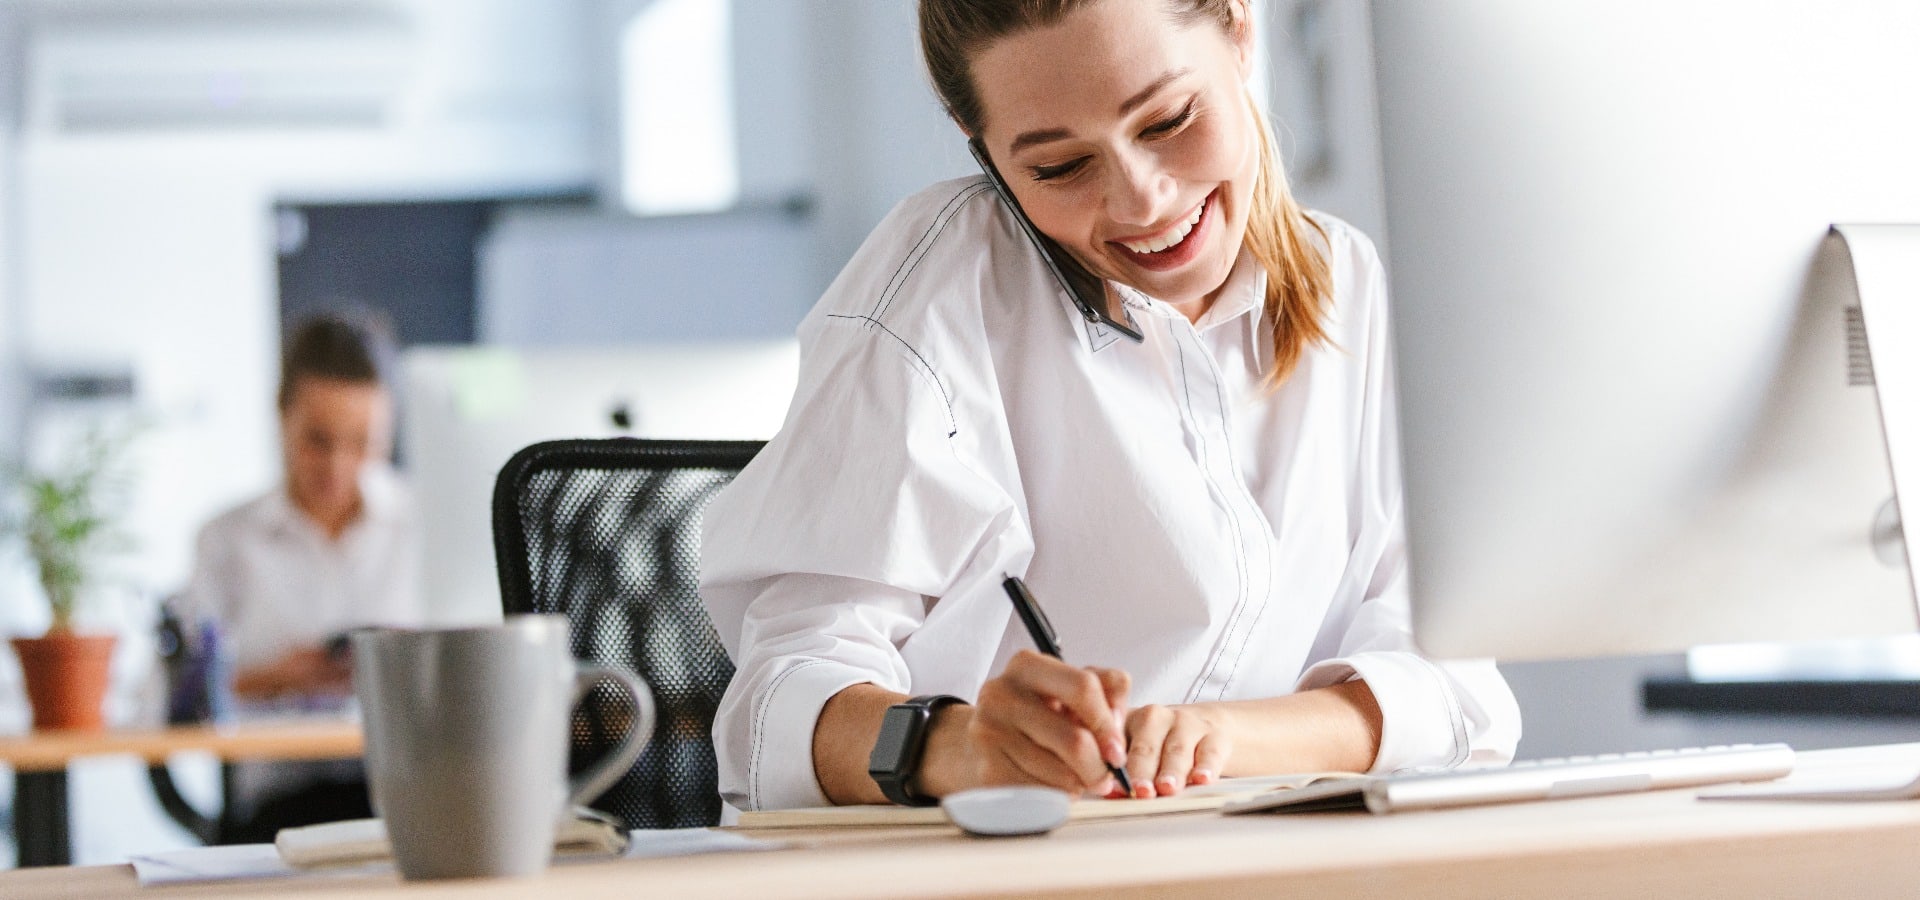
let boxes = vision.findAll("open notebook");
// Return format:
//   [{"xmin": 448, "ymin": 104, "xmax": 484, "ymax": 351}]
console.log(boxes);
[{"xmin": 735, "ymin": 771, "xmax": 1361, "ymax": 829}]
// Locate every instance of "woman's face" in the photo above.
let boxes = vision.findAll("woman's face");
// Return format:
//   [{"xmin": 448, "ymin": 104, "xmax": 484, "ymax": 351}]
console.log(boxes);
[
  {"xmin": 280, "ymin": 376, "xmax": 390, "ymax": 524},
  {"xmin": 972, "ymin": 0, "xmax": 1258, "ymax": 315}
]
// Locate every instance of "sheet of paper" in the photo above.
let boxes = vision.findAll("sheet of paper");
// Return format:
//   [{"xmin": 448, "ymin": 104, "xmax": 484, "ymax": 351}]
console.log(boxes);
[
  {"xmin": 132, "ymin": 827, "xmax": 784, "ymax": 887},
  {"xmin": 130, "ymin": 844, "xmax": 312, "ymax": 887}
]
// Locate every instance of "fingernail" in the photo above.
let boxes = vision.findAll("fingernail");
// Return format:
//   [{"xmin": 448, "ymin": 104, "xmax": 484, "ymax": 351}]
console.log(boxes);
[
  {"xmin": 1102, "ymin": 737, "xmax": 1126, "ymax": 766},
  {"xmin": 1193, "ymin": 768, "xmax": 1216, "ymax": 785},
  {"xmin": 1156, "ymin": 775, "xmax": 1179, "ymax": 796},
  {"xmin": 1098, "ymin": 776, "xmax": 1116, "ymax": 795}
]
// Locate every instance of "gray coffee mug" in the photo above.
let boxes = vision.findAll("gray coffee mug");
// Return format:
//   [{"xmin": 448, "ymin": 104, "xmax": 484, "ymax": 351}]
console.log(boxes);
[{"xmin": 352, "ymin": 615, "xmax": 653, "ymax": 880}]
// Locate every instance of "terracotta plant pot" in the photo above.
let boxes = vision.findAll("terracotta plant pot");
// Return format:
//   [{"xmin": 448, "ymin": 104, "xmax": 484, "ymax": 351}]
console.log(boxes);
[{"xmin": 11, "ymin": 632, "xmax": 117, "ymax": 732}]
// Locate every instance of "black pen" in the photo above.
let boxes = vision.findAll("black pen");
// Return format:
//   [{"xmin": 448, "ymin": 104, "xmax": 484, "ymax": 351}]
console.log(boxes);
[{"xmin": 1001, "ymin": 575, "xmax": 1134, "ymax": 797}]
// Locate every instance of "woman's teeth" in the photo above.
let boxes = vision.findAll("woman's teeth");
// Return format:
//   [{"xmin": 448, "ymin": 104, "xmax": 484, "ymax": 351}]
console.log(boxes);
[{"xmin": 1121, "ymin": 200, "xmax": 1206, "ymax": 254}]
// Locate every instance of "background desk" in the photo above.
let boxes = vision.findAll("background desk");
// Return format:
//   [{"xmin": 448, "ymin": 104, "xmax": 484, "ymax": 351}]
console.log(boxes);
[
  {"xmin": 5, "ymin": 743, "xmax": 1920, "ymax": 898},
  {"xmin": 0, "ymin": 721, "xmax": 362, "ymax": 867}
]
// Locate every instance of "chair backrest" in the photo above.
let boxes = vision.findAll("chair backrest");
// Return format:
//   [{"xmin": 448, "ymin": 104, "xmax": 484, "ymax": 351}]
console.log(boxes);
[{"xmin": 493, "ymin": 438, "xmax": 760, "ymax": 829}]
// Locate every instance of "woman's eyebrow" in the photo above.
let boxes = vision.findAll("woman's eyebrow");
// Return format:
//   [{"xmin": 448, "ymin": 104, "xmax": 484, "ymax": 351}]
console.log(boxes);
[
  {"xmin": 1007, "ymin": 67, "xmax": 1194, "ymax": 155},
  {"xmin": 1118, "ymin": 68, "xmax": 1191, "ymax": 116}
]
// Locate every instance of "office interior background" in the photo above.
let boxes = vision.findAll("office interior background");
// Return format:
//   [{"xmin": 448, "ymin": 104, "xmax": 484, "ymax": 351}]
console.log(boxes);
[{"xmin": 0, "ymin": 0, "xmax": 1915, "ymax": 867}]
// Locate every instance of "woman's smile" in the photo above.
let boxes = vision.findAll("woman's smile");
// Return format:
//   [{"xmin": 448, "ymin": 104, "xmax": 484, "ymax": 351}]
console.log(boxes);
[{"xmin": 1109, "ymin": 189, "xmax": 1215, "ymax": 273}]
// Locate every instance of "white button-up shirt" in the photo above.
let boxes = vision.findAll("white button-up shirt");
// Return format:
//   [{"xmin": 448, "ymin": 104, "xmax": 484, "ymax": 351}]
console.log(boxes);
[
  {"xmin": 702, "ymin": 177, "xmax": 1520, "ymax": 812},
  {"xmin": 180, "ymin": 464, "xmax": 426, "ymax": 672},
  {"xmin": 179, "ymin": 463, "xmax": 426, "ymax": 811}
]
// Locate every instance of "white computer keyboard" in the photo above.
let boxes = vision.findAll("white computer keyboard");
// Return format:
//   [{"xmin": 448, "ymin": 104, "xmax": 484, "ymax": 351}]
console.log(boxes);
[{"xmin": 1223, "ymin": 743, "xmax": 1796, "ymax": 815}]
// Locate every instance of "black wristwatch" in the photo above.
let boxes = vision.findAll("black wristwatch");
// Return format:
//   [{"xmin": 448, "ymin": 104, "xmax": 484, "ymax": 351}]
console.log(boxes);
[{"xmin": 867, "ymin": 694, "xmax": 964, "ymax": 806}]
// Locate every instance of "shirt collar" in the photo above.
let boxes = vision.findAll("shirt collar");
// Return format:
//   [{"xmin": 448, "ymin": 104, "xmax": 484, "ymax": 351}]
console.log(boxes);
[
  {"xmin": 259, "ymin": 463, "xmax": 401, "ymax": 539},
  {"xmin": 1094, "ymin": 250, "xmax": 1272, "ymax": 372},
  {"xmin": 1190, "ymin": 248, "xmax": 1265, "ymax": 335}
]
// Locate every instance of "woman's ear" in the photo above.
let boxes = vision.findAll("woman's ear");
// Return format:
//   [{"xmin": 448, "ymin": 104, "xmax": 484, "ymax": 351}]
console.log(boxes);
[{"xmin": 1227, "ymin": 0, "xmax": 1255, "ymax": 78}]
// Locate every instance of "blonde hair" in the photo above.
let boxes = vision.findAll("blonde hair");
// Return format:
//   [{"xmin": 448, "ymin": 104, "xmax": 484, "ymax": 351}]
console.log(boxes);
[
  {"xmin": 1239, "ymin": 92, "xmax": 1333, "ymax": 386},
  {"xmin": 919, "ymin": 0, "xmax": 1333, "ymax": 388}
]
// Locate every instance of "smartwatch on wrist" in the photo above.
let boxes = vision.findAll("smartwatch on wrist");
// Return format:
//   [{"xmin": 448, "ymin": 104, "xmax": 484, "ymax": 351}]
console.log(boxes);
[{"xmin": 867, "ymin": 694, "xmax": 965, "ymax": 806}]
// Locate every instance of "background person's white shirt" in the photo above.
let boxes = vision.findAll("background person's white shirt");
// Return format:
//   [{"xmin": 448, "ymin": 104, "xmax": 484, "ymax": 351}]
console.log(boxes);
[
  {"xmin": 180, "ymin": 463, "xmax": 425, "ymax": 674},
  {"xmin": 178, "ymin": 462, "xmax": 425, "ymax": 813},
  {"xmin": 702, "ymin": 177, "xmax": 1521, "ymax": 812}
]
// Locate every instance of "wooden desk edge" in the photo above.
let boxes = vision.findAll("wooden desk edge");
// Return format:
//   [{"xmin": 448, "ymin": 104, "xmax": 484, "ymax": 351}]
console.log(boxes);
[
  {"xmin": 0, "ymin": 722, "xmax": 363, "ymax": 772},
  {"xmin": 8, "ymin": 814, "xmax": 1920, "ymax": 900}
]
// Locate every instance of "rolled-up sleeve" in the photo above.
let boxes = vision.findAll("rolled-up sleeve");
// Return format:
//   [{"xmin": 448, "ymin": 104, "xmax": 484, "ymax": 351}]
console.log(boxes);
[
  {"xmin": 1296, "ymin": 542, "xmax": 1521, "ymax": 772},
  {"xmin": 714, "ymin": 574, "xmax": 923, "ymax": 811},
  {"xmin": 702, "ymin": 304, "xmax": 1023, "ymax": 811}
]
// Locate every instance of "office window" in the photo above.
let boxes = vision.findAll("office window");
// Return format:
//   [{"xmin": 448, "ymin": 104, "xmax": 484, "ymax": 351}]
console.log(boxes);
[{"xmin": 619, "ymin": 0, "xmax": 738, "ymax": 216}]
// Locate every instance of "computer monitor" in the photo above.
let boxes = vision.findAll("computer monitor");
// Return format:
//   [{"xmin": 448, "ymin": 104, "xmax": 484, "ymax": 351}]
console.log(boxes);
[
  {"xmin": 399, "ymin": 341, "xmax": 799, "ymax": 625},
  {"xmin": 1369, "ymin": 1, "xmax": 1920, "ymax": 660}
]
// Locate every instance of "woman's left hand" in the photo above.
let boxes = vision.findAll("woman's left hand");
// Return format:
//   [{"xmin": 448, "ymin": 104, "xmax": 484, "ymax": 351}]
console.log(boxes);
[{"xmin": 1119, "ymin": 704, "xmax": 1232, "ymax": 798}]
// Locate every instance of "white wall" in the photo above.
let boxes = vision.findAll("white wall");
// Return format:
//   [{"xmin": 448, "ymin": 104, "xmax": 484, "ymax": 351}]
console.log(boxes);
[
  {"xmin": 0, "ymin": 0, "xmax": 19, "ymax": 424},
  {"xmin": 479, "ymin": 202, "xmax": 817, "ymax": 344},
  {"xmin": 730, "ymin": 0, "xmax": 815, "ymax": 208},
  {"xmin": 0, "ymin": 0, "xmax": 21, "ymax": 454},
  {"xmin": 800, "ymin": 0, "xmax": 976, "ymax": 291},
  {"xmin": 0, "ymin": 0, "xmax": 21, "ymax": 459},
  {"xmin": 1265, "ymin": 0, "xmax": 1387, "ymax": 243},
  {"xmin": 479, "ymin": 0, "xmax": 975, "ymax": 345}
]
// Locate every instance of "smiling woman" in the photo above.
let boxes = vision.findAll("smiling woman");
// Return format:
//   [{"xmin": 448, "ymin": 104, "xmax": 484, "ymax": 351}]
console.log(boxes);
[
  {"xmin": 925, "ymin": 0, "xmax": 1332, "ymax": 367},
  {"xmin": 699, "ymin": 0, "xmax": 1521, "ymax": 815}
]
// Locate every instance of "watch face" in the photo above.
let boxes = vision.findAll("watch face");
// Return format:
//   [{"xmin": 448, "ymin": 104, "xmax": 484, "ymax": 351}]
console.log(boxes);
[{"xmin": 869, "ymin": 704, "xmax": 927, "ymax": 774}]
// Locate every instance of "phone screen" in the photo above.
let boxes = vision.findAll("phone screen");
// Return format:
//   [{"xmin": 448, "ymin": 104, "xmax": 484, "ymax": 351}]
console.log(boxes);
[{"xmin": 968, "ymin": 138, "xmax": 1144, "ymax": 343}]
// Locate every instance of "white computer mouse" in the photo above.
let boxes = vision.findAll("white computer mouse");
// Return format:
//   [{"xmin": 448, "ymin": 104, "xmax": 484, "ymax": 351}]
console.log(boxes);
[{"xmin": 940, "ymin": 786, "xmax": 1072, "ymax": 837}]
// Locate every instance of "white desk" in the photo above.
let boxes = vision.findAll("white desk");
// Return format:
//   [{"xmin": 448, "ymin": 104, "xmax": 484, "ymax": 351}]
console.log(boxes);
[{"xmin": 7, "ymin": 743, "xmax": 1920, "ymax": 898}]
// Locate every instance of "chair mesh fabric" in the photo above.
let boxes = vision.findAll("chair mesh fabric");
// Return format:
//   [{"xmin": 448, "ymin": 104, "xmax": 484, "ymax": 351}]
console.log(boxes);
[{"xmin": 495, "ymin": 439, "xmax": 759, "ymax": 830}]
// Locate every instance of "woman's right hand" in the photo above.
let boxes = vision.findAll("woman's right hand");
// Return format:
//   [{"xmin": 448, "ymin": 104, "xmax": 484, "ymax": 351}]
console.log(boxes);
[
  {"xmin": 232, "ymin": 646, "xmax": 352, "ymax": 700},
  {"xmin": 956, "ymin": 649, "xmax": 1132, "ymax": 796}
]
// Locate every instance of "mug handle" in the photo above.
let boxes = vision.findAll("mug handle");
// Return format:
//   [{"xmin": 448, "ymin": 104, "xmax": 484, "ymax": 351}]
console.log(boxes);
[{"xmin": 565, "ymin": 663, "xmax": 656, "ymax": 810}]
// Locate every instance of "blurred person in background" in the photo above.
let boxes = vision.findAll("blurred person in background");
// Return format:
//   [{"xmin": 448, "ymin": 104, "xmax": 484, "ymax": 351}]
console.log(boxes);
[{"xmin": 177, "ymin": 313, "xmax": 424, "ymax": 839}]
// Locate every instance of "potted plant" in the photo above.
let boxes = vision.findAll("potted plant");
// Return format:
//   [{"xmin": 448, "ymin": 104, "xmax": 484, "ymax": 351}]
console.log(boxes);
[{"xmin": 5, "ymin": 429, "xmax": 134, "ymax": 732}]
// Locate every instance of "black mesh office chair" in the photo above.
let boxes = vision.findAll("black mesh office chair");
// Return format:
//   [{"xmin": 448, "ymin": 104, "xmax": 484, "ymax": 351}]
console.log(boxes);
[{"xmin": 492, "ymin": 438, "xmax": 760, "ymax": 830}]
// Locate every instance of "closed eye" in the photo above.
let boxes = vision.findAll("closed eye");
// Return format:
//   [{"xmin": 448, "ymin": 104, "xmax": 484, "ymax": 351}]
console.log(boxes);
[
  {"xmin": 1030, "ymin": 157, "xmax": 1090, "ymax": 182},
  {"xmin": 1142, "ymin": 101, "xmax": 1195, "ymax": 138}
]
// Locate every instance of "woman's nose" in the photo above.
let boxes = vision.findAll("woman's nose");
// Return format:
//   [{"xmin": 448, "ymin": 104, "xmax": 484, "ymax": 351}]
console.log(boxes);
[
  {"xmin": 331, "ymin": 449, "xmax": 364, "ymax": 477},
  {"xmin": 1104, "ymin": 150, "xmax": 1177, "ymax": 228}
]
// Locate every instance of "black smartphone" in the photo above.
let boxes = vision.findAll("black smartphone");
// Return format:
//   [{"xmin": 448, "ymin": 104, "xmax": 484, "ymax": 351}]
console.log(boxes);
[{"xmin": 968, "ymin": 138, "xmax": 1144, "ymax": 343}]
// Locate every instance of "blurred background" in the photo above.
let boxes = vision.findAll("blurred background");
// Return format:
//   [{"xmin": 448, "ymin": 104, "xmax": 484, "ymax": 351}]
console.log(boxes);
[{"xmin": 1, "ymin": 0, "xmax": 1913, "ymax": 868}]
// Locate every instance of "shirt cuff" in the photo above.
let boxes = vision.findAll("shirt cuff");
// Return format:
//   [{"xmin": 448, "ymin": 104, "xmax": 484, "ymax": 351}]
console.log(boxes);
[
  {"xmin": 1298, "ymin": 651, "xmax": 1467, "ymax": 774},
  {"xmin": 744, "ymin": 659, "xmax": 879, "ymax": 811}
]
